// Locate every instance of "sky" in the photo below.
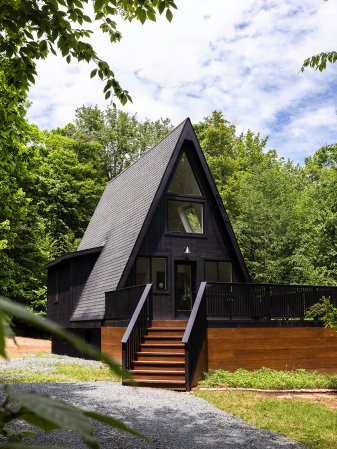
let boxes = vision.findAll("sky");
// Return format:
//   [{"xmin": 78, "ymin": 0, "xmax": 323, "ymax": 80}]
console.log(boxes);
[{"xmin": 27, "ymin": 0, "xmax": 337, "ymax": 164}]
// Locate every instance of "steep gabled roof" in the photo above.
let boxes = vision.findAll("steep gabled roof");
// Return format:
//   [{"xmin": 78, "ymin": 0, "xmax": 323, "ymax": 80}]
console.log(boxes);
[
  {"xmin": 71, "ymin": 119, "xmax": 188, "ymax": 321},
  {"xmin": 71, "ymin": 118, "xmax": 250, "ymax": 322}
]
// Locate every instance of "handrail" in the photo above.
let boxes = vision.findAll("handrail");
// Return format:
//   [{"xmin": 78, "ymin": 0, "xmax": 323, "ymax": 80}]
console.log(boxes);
[
  {"xmin": 121, "ymin": 283, "xmax": 152, "ymax": 372},
  {"xmin": 105, "ymin": 284, "xmax": 146, "ymax": 320},
  {"xmin": 206, "ymin": 282, "xmax": 337, "ymax": 320},
  {"xmin": 182, "ymin": 281, "xmax": 207, "ymax": 391}
]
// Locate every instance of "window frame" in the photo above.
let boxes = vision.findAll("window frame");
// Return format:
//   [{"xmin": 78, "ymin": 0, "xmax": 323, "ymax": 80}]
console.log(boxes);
[
  {"xmin": 135, "ymin": 256, "xmax": 168, "ymax": 292},
  {"xmin": 204, "ymin": 259, "xmax": 232, "ymax": 283},
  {"xmin": 166, "ymin": 197, "xmax": 205, "ymax": 235}
]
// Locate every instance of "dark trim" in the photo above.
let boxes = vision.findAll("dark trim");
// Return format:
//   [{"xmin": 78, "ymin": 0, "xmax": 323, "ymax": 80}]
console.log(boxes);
[
  {"xmin": 103, "ymin": 320, "xmax": 130, "ymax": 327},
  {"xmin": 42, "ymin": 246, "xmax": 104, "ymax": 270}
]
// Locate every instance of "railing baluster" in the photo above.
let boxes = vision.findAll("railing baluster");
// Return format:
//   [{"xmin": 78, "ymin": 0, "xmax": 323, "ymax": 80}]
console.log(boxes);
[{"xmin": 205, "ymin": 282, "xmax": 337, "ymax": 321}]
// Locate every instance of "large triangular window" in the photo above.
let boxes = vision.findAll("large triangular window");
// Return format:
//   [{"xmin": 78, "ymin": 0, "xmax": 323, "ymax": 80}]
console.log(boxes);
[{"xmin": 168, "ymin": 152, "xmax": 202, "ymax": 196}]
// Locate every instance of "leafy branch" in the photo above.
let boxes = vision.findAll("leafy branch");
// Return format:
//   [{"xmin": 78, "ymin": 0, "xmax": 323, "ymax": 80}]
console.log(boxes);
[
  {"xmin": 0, "ymin": 296, "xmax": 146, "ymax": 448},
  {"xmin": 0, "ymin": 0, "xmax": 177, "ymax": 104},
  {"xmin": 305, "ymin": 296, "xmax": 337, "ymax": 329}
]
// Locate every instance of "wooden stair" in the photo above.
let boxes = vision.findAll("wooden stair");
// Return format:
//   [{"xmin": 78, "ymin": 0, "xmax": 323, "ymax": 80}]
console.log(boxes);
[{"xmin": 124, "ymin": 320, "xmax": 187, "ymax": 390}]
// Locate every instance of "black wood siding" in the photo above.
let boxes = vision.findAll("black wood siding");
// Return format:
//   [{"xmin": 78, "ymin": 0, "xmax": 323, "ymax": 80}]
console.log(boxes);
[{"xmin": 47, "ymin": 254, "xmax": 99, "ymax": 327}]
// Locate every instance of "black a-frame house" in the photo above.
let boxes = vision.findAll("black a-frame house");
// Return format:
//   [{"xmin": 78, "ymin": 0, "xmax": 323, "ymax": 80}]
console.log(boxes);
[
  {"xmin": 46, "ymin": 119, "xmax": 249, "ymax": 325},
  {"xmin": 46, "ymin": 119, "xmax": 337, "ymax": 390}
]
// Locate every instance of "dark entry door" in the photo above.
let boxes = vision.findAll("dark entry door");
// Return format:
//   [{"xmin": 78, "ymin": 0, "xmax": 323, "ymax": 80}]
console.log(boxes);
[{"xmin": 175, "ymin": 261, "xmax": 196, "ymax": 317}]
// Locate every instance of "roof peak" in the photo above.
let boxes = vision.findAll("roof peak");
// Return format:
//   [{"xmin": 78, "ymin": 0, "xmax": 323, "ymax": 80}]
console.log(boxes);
[{"xmin": 106, "ymin": 118, "xmax": 190, "ymax": 186}]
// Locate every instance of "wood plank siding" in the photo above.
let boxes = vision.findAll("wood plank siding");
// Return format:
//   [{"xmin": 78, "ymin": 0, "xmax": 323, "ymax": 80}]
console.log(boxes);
[
  {"xmin": 207, "ymin": 327, "xmax": 337, "ymax": 373},
  {"xmin": 101, "ymin": 327, "xmax": 126, "ymax": 364}
]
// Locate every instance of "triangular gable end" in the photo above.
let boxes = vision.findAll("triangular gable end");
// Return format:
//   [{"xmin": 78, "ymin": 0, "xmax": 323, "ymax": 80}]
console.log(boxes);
[{"xmin": 117, "ymin": 119, "xmax": 250, "ymax": 290}]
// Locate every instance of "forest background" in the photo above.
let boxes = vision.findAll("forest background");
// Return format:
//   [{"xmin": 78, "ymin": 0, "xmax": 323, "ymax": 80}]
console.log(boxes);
[{"xmin": 1, "ymin": 102, "xmax": 337, "ymax": 314}]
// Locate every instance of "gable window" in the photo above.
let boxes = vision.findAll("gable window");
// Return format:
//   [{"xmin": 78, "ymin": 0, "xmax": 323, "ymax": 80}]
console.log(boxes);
[
  {"xmin": 205, "ymin": 260, "xmax": 232, "ymax": 283},
  {"xmin": 168, "ymin": 152, "xmax": 202, "ymax": 196},
  {"xmin": 167, "ymin": 200, "xmax": 203, "ymax": 234},
  {"xmin": 135, "ymin": 257, "xmax": 167, "ymax": 290},
  {"xmin": 167, "ymin": 151, "xmax": 204, "ymax": 235}
]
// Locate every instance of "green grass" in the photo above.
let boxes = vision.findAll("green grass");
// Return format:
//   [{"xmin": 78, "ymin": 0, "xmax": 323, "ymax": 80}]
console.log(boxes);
[
  {"xmin": 0, "ymin": 363, "xmax": 120, "ymax": 383},
  {"xmin": 199, "ymin": 368, "xmax": 337, "ymax": 389},
  {"xmin": 195, "ymin": 390, "xmax": 337, "ymax": 449}
]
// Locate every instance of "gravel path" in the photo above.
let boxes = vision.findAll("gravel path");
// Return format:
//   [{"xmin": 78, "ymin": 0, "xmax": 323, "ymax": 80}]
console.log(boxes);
[
  {"xmin": 0, "ymin": 354, "xmax": 102, "ymax": 371},
  {"xmin": 3, "ymin": 382, "xmax": 306, "ymax": 449}
]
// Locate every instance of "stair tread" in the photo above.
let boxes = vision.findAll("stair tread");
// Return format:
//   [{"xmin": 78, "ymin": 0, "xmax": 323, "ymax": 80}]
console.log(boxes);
[
  {"xmin": 124, "ymin": 379, "xmax": 186, "ymax": 385},
  {"xmin": 130, "ymin": 370, "xmax": 185, "ymax": 374},
  {"xmin": 144, "ymin": 336, "xmax": 182, "ymax": 339},
  {"xmin": 141, "ymin": 343, "xmax": 184, "ymax": 347},
  {"xmin": 148, "ymin": 327, "xmax": 186, "ymax": 331},
  {"xmin": 134, "ymin": 361, "xmax": 185, "ymax": 365},
  {"xmin": 136, "ymin": 345, "xmax": 185, "ymax": 357}
]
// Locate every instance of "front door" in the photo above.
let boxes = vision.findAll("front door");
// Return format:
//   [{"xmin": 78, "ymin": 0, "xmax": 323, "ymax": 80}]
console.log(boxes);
[{"xmin": 175, "ymin": 261, "xmax": 196, "ymax": 317}]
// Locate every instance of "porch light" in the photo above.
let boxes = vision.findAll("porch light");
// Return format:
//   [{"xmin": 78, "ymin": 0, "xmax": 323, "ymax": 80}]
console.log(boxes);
[{"xmin": 184, "ymin": 246, "xmax": 191, "ymax": 255}]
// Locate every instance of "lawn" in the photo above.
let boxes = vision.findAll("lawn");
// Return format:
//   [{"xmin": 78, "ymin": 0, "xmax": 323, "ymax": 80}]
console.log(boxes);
[
  {"xmin": 195, "ymin": 390, "xmax": 337, "ymax": 449},
  {"xmin": 199, "ymin": 367, "xmax": 337, "ymax": 389},
  {"xmin": 196, "ymin": 368, "xmax": 337, "ymax": 449},
  {"xmin": 0, "ymin": 355, "xmax": 120, "ymax": 384}
]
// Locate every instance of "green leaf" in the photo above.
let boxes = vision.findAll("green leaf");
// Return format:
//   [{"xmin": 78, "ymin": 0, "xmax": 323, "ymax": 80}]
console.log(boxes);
[
  {"xmin": 147, "ymin": 9, "xmax": 156, "ymax": 21},
  {"xmin": 90, "ymin": 69, "xmax": 97, "ymax": 78},
  {"xmin": 7, "ymin": 389, "xmax": 98, "ymax": 449},
  {"xmin": 20, "ymin": 413, "xmax": 60, "ymax": 432},
  {"xmin": 166, "ymin": 9, "xmax": 173, "ymax": 22},
  {"xmin": 105, "ymin": 90, "xmax": 111, "ymax": 100},
  {"xmin": 158, "ymin": 1, "xmax": 165, "ymax": 14}
]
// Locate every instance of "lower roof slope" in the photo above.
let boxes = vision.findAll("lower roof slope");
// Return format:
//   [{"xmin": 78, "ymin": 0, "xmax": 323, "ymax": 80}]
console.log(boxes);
[{"xmin": 71, "ymin": 119, "xmax": 188, "ymax": 321}]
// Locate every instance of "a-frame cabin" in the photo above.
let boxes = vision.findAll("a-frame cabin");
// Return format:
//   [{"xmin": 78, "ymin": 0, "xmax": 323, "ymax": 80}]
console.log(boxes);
[{"xmin": 46, "ymin": 119, "xmax": 337, "ymax": 390}]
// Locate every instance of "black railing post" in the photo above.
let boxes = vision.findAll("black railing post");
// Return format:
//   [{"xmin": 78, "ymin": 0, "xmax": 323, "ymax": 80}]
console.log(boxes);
[{"xmin": 182, "ymin": 282, "xmax": 207, "ymax": 391}]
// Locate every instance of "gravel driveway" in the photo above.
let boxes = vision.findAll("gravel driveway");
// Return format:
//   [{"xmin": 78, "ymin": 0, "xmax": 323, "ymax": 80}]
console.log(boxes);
[{"xmin": 4, "ymin": 382, "xmax": 305, "ymax": 449}]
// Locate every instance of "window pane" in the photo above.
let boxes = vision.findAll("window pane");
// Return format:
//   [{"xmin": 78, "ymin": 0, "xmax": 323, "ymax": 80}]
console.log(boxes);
[
  {"xmin": 168, "ymin": 153, "xmax": 202, "ymax": 196},
  {"xmin": 218, "ymin": 262, "xmax": 232, "ymax": 282},
  {"xmin": 167, "ymin": 200, "xmax": 203, "ymax": 234},
  {"xmin": 136, "ymin": 257, "xmax": 150, "ymax": 284},
  {"xmin": 152, "ymin": 258, "xmax": 166, "ymax": 290},
  {"xmin": 205, "ymin": 261, "xmax": 218, "ymax": 282}
]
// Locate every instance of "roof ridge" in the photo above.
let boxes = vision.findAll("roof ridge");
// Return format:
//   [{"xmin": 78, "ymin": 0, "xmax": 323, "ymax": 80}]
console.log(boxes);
[{"xmin": 105, "ymin": 118, "xmax": 189, "ymax": 186}]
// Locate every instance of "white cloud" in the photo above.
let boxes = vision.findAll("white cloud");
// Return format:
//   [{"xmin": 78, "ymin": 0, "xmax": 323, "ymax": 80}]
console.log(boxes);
[{"xmin": 27, "ymin": 0, "xmax": 337, "ymax": 163}]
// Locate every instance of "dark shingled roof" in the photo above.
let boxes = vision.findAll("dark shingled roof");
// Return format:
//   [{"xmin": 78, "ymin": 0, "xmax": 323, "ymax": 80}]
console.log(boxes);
[
  {"xmin": 71, "ymin": 119, "xmax": 188, "ymax": 321},
  {"xmin": 42, "ymin": 246, "xmax": 103, "ymax": 270}
]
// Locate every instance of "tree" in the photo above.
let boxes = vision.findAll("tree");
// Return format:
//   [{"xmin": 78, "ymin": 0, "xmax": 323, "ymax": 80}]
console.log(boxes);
[
  {"xmin": 72, "ymin": 105, "xmax": 173, "ymax": 179},
  {"xmin": 0, "ymin": 0, "xmax": 177, "ymax": 108}
]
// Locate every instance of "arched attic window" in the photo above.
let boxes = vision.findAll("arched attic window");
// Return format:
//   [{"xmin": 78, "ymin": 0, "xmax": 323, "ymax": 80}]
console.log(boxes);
[{"xmin": 167, "ymin": 152, "xmax": 204, "ymax": 234}]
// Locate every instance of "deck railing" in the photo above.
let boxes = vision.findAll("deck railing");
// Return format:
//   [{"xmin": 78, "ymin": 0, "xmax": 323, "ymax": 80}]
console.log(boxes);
[
  {"xmin": 182, "ymin": 282, "xmax": 207, "ymax": 391},
  {"xmin": 206, "ymin": 282, "xmax": 337, "ymax": 319},
  {"xmin": 121, "ymin": 284, "xmax": 153, "ymax": 372},
  {"xmin": 105, "ymin": 284, "xmax": 147, "ymax": 320}
]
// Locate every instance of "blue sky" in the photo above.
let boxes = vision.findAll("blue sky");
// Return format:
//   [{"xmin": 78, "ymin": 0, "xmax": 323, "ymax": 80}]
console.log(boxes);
[{"xmin": 27, "ymin": 0, "xmax": 337, "ymax": 164}]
